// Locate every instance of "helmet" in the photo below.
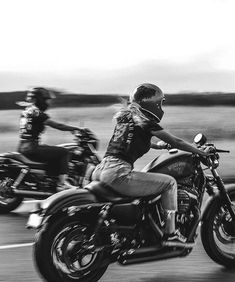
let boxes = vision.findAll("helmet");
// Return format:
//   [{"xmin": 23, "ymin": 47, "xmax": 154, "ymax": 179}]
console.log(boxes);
[
  {"xmin": 26, "ymin": 87, "xmax": 55, "ymax": 102},
  {"xmin": 26, "ymin": 87, "xmax": 56, "ymax": 111},
  {"xmin": 130, "ymin": 83, "xmax": 165, "ymax": 122}
]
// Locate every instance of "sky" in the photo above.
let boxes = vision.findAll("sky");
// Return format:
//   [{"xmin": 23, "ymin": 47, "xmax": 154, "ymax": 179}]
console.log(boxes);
[{"xmin": 0, "ymin": 0, "xmax": 235, "ymax": 94}]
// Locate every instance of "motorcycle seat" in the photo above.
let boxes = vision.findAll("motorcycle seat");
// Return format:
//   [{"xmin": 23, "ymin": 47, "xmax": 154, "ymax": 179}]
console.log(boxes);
[
  {"xmin": 2, "ymin": 152, "xmax": 46, "ymax": 169},
  {"xmin": 85, "ymin": 181, "xmax": 135, "ymax": 203}
]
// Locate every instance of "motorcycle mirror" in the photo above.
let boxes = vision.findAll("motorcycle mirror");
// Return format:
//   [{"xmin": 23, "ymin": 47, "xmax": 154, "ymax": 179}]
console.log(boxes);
[{"xmin": 194, "ymin": 133, "xmax": 207, "ymax": 146}]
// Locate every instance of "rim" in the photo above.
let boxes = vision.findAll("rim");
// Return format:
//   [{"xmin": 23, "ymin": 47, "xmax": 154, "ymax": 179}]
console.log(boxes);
[
  {"xmin": 51, "ymin": 222, "xmax": 99, "ymax": 279},
  {"xmin": 213, "ymin": 205, "xmax": 235, "ymax": 260}
]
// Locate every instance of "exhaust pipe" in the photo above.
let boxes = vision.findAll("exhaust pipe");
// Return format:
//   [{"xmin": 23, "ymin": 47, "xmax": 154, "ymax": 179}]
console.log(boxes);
[
  {"xmin": 13, "ymin": 188, "xmax": 53, "ymax": 197},
  {"xmin": 118, "ymin": 245, "xmax": 185, "ymax": 265}
]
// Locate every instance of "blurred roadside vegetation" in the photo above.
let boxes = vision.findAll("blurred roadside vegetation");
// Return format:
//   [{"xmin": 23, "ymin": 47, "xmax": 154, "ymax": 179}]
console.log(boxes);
[{"xmin": 0, "ymin": 91, "xmax": 235, "ymax": 110}]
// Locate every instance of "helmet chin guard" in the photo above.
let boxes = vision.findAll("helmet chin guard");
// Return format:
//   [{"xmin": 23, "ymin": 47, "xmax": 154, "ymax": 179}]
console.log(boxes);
[{"xmin": 139, "ymin": 100, "xmax": 164, "ymax": 123}]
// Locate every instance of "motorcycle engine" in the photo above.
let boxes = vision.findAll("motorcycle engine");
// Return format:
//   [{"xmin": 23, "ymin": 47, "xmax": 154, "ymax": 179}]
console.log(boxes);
[{"xmin": 177, "ymin": 185, "xmax": 199, "ymax": 214}]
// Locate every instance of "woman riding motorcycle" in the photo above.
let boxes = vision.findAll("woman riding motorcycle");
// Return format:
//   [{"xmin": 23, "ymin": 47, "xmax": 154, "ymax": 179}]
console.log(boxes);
[
  {"xmin": 18, "ymin": 87, "xmax": 79, "ymax": 191},
  {"xmin": 92, "ymin": 83, "xmax": 208, "ymax": 247}
]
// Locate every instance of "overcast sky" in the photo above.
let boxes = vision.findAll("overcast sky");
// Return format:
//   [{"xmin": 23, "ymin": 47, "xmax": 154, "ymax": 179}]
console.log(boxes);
[{"xmin": 0, "ymin": 0, "xmax": 235, "ymax": 93}]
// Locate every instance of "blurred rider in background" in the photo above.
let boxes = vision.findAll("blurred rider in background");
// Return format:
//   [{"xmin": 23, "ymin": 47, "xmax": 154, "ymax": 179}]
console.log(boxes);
[
  {"xmin": 17, "ymin": 87, "xmax": 79, "ymax": 191},
  {"xmin": 92, "ymin": 83, "xmax": 208, "ymax": 248}
]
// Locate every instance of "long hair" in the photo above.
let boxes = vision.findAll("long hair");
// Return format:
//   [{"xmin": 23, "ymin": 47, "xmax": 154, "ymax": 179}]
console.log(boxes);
[{"xmin": 114, "ymin": 98, "xmax": 150, "ymax": 127}]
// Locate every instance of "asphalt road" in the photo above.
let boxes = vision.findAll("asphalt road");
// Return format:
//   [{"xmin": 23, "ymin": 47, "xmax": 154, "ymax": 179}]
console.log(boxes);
[{"xmin": 0, "ymin": 202, "xmax": 235, "ymax": 282}]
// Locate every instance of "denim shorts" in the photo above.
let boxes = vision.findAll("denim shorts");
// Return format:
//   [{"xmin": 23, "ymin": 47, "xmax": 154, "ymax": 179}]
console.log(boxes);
[{"xmin": 92, "ymin": 156, "xmax": 177, "ymax": 210}]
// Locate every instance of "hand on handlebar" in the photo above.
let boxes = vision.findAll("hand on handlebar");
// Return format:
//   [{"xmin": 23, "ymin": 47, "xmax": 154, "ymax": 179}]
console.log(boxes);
[
  {"xmin": 200, "ymin": 145, "xmax": 216, "ymax": 157},
  {"xmin": 71, "ymin": 128, "xmax": 82, "ymax": 135},
  {"xmin": 81, "ymin": 127, "xmax": 94, "ymax": 135},
  {"xmin": 72, "ymin": 127, "xmax": 91, "ymax": 135},
  {"xmin": 156, "ymin": 141, "xmax": 171, "ymax": 150}
]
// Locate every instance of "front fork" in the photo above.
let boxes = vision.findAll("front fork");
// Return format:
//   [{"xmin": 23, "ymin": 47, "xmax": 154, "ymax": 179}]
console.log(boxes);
[{"xmin": 210, "ymin": 168, "xmax": 235, "ymax": 221}]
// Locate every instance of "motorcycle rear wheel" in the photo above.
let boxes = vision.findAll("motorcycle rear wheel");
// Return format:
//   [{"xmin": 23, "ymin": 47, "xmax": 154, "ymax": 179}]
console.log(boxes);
[
  {"xmin": 201, "ymin": 190, "xmax": 235, "ymax": 268},
  {"xmin": 34, "ymin": 212, "xmax": 110, "ymax": 282},
  {"xmin": 0, "ymin": 176, "xmax": 23, "ymax": 213}
]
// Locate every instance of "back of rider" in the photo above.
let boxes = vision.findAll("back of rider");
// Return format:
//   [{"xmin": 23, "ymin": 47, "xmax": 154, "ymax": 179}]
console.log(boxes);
[
  {"xmin": 104, "ymin": 110, "xmax": 163, "ymax": 166},
  {"xmin": 18, "ymin": 105, "xmax": 49, "ymax": 153}
]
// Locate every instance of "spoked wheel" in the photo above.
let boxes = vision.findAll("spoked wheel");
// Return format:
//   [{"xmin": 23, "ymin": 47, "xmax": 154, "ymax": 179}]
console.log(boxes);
[
  {"xmin": 201, "ymin": 191, "xmax": 235, "ymax": 267},
  {"xmin": 34, "ymin": 213, "xmax": 111, "ymax": 282},
  {"xmin": 0, "ymin": 176, "xmax": 23, "ymax": 213}
]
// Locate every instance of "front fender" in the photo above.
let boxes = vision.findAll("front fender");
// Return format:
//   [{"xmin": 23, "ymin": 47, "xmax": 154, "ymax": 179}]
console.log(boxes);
[{"xmin": 202, "ymin": 184, "xmax": 235, "ymax": 222}]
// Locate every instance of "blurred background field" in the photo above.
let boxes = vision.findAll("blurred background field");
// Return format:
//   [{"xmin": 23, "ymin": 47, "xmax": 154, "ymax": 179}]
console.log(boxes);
[
  {"xmin": 1, "ymin": 91, "xmax": 235, "ymax": 109},
  {"xmin": 0, "ymin": 105, "xmax": 234, "ymax": 178}
]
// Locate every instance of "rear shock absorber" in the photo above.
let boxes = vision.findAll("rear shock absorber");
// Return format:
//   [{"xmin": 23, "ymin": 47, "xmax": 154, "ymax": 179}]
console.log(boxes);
[{"xmin": 11, "ymin": 167, "xmax": 29, "ymax": 189}]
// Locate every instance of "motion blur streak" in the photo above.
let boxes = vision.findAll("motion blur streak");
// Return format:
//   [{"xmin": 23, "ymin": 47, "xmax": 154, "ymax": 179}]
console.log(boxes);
[{"xmin": 0, "ymin": 242, "xmax": 34, "ymax": 250}]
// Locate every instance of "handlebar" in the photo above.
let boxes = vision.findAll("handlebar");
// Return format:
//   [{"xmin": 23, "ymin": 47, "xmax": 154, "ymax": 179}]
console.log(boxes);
[
  {"xmin": 199, "ymin": 143, "xmax": 230, "ymax": 154},
  {"xmin": 198, "ymin": 144, "xmax": 230, "ymax": 170},
  {"xmin": 73, "ymin": 128, "xmax": 93, "ymax": 138}
]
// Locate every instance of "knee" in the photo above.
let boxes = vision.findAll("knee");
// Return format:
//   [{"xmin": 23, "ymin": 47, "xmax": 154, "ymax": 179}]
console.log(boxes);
[
  {"xmin": 166, "ymin": 175, "xmax": 177, "ymax": 191},
  {"xmin": 91, "ymin": 166, "xmax": 99, "ymax": 181}
]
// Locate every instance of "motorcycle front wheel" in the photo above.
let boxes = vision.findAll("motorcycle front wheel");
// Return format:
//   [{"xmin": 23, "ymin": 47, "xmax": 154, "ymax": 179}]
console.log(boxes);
[
  {"xmin": 0, "ymin": 176, "xmax": 23, "ymax": 213},
  {"xmin": 34, "ymin": 212, "xmax": 111, "ymax": 282},
  {"xmin": 201, "ymin": 190, "xmax": 235, "ymax": 268}
]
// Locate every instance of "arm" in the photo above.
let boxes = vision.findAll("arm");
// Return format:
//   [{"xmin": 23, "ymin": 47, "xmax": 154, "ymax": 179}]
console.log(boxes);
[
  {"xmin": 151, "ymin": 129, "xmax": 207, "ymax": 156},
  {"xmin": 45, "ymin": 119, "xmax": 78, "ymax": 132}
]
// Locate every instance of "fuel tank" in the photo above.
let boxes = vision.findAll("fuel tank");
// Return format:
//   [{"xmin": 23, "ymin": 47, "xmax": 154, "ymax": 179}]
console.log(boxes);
[{"xmin": 142, "ymin": 150, "xmax": 195, "ymax": 179}]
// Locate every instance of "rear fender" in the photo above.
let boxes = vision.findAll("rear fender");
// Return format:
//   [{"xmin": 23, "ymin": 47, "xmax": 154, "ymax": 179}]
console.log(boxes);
[
  {"xmin": 201, "ymin": 184, "xmax": 235, "ymax": 222},
  {"xmin": 38, "ymin": 189, "xmax": 108, "ymax": 217},
  {"xmin": 28, "ymin": 189, "xmax": 107, "ymax": 229},
  {"xmin": 43, "ymin": 200, "xmax": 106, "ymax": 229},
  {"xmin": 40, "ymin": 188, "xmax": 103, "ymax": 216}
]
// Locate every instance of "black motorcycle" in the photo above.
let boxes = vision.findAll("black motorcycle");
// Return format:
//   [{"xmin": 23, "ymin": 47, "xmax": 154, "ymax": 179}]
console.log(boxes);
[
  {"xmin": 0, "ymin": 129, "xmax": 99, "ymax": 213},
  {"xmin": 27, "ymin": 133, "xmax": 235, "ymax": 282}
]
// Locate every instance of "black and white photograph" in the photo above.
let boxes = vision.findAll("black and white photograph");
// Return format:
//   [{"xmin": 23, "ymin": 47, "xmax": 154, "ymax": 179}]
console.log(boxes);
[{"xmin": 0, "ymin": 0, "xmax": 235, "ymax": 281}]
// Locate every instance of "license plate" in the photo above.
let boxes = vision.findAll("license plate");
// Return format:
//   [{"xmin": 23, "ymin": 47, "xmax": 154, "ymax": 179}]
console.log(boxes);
[{"xmin": 26, "ymin": 213, "xmax": 43, "ymax": 229}]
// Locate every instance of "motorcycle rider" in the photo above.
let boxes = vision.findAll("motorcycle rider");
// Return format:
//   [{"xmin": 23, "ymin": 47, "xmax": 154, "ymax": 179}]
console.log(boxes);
[
  {"xmin": 18, "ymin": 87, "xmax": 79, "ymax": 191},
  {"xmin": 92, "ymin": 83, "xmax": 208, "ymax": 247}
]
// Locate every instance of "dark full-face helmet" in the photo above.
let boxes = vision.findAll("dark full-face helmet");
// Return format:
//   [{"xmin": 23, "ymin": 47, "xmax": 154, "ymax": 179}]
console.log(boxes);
[
  {"xmin": 26, "ymin": 87, "xmax": 56, "ymax": 111},
  {"xmin": 130, "ymin": 83, "xmax": 165, "ymax": 122}
]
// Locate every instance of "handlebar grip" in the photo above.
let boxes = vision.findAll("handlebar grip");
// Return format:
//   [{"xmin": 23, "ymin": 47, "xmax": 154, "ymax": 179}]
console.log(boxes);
[{"xmin": 216, "ymin": 149, "xmax": 230, "ymax": 153}]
